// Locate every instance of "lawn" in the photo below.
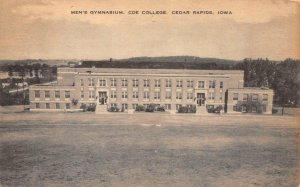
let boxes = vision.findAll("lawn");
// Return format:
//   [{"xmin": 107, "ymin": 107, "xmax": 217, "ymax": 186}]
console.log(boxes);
[{"xmin": 0, "ymin": 112, "xmax": 299, "ymax": 187}]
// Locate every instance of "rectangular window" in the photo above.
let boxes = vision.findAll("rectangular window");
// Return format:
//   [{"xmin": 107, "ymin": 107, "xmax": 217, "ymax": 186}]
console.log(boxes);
[
  {"xmin": 56, "ymin": 103, "xmax": 60, "ymax": 109},
  {"xmin": 219, "ymin": 93, "xmax": 223, "ymax": 100},
  {"xmin": 81, "ymin": 91, "xmax": 84, "ymax": 99},
  {"xmin": 65, "ymin": 91, "xmax": 70, "ymax": 98},
  {"xmin": 122, "ymin": 91, "xmax": 127, "ymax": 99},
  {"xmin": 34, "ymin": 90, "xmax": 40, "ymax": 98},
  {"xmin": 46, "ymin": 103, "xmax": 50, "ymax": 109},
  {"xmin": 243, "ymin": 94, "xmax": 248, "ymax": 101},
  {"xmin": 132, "ymin": 104, "xmax": 138, "ymax": 109},
  {"xmin": 176, "ymin": 92, "xmax": 182, "ymax": 99},
  {"xmin": 233, "ymin": 105, "xmax": 237, "ymax": 111},
  {"xmin": 176, "ymin": 80, "xmax": 182, "ymax": 88},
  {"xmin": 187, "ymin": 92, "xmax": 193, "ymax": 100},
  {"xmin": 88, "ymin": 78, "xmax": 95, "ymax": 86},
  {"xmin": 89, "ymin": 91, "xmax": 94, "ymax": 99},
  {"xmin": 111, "ymin": 78, "xmax": 116, "ymax": 87},
  {"xmin": 122, "ymin": 103, "xmax": 128, "ymax": 110},
  {"xmin": 263, "ymin": 94, "xmax": 268, "ymax": 101},
  {"xmin": 165, "ymin": 79, "xmax": 172, "ymax": 87},
  {"xmin": 80, "ymin": 79, "xmax": 84, "ymax": 86},
  {"xmin": 99, "ymin": 79, "xmax": 106, "ymax": 87},
  {"xmin": 111, "ymin": 103, "xmax": 117, "ymax": 107},
  {"xmin": 233, "ymin": 93, "xmax": 239, "ymax": 100},
  {"xmin": 176, "ymin": 104, "xmax": 182, "ymax": 110},
  {"xmin": 110, "ymin": 91, "xmax": 116, "ymax": 99},
  {"xmin": 66, "ymin": 103, "xmax": 70, "ymax": 109},
  {"xmin": 165, "ymin": 91, "xmax": 172, "ymax": 99},
  {"xmin": 133, "ymin": 79, "xmax": 139, "ymax": 87},
  {"xmin": 55, "ymin": 91, "xmax": 60, "ymax": 98},
  {"xmin": 165, "ymin": 104, "xmax": 171, "ymax": 110},
  {"xmin": 198, "ymin": 81, "xmax": 205, "ymax": 88},
  {"xmin": 121, "ymin": 78, "xmax": 128, "ymax": 87},
  {"xmin": 155, "ymin": 79, "xmax": 161, "ymax": 87},
  {"xmin": 187, "ymin": 80, "xmax": 193, "ymax": 88},
  {"xmin": 144, "ymin": 91, "xmax": 149, "ymax": 99},
  {"xmin": 143, "ymin": 104, "xmax": 149, "ymax": 109},
  {"xmin": 35, "ymin": 103, "xmax": 40, "ymax": 109},
  {"xmin": 144, "ymin": 79, "xmax": 149, "ymax": 87},
  {"xmin": 133, "ymin": 91, "xmax": 139, "ymax": 99},
  {"xmin": 208, "ymin": 92, "xmax": 215, "ymax": 100},
  {"xmin": 220, "ymin": 81, "xmax": 223, "ymax": 89},
  {"xmin": 252, "ymin": 94, "xmax": 258, "ymax": 101},
  {"xmin": 45, "ymin": 90, "xmax": 50, "ymax": 98},
  {"xmin": 209, "ymin": 80, "xmax": 216, "ymax": 88},
  {"xmin": 154, "ymin": 92, "xmax": 160, "ymax": 100}
]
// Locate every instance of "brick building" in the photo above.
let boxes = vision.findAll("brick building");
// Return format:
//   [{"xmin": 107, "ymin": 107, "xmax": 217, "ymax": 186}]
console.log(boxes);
[{"xmin": 29, "ymin": 67, "xmax": 273, "ymax": 114}]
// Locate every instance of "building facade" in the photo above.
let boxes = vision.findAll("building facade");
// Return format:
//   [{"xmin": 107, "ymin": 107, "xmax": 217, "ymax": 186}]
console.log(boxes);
[{"xmin": 29, "ymin": 67, "xmax": 273, "ymax": 114}]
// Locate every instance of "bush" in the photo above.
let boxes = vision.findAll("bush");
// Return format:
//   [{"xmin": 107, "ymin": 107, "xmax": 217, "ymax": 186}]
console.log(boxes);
[
  {"xmin": 156, "ymin": 106, "xmax": 165, "ymax": 112},
  {"xmin": 214, "ymin": 105, "xmax": 223, "ymax": 113},
  {"xmin": 80, "ymin": 103, "xmax": 87, "ymax": 112},
  {"xmin": 108, "ymin": 106, "xmax": 120, "ymax": 112},
  {"xmin": 80, "ymin": 103, "xmax": 96, "ymax": 112},
  {"xmin": 145, "ymin": 104, "xmax": 155, "ymax": 112},
  {"xmin": 178, "ymin": 105, "xmax": 196, "ymax": 113},
  {"xmin": 135, "ymin": 105, "xmax": 145, "ymax": 112}
]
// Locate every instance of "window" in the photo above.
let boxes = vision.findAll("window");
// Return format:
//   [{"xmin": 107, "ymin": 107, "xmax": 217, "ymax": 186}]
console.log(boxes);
[
  {"xmin": 233, "ymin": 93, "xmax": 238, "ymax": 100},
  {"xmin": 46, "ymin": 103, "xmax": 50, "ymax": 109},
  {"xmin": 219, "ymin": 93, "xmax": 223, "ymax": 100},
  {"xmin": 166, "ymin": 79, "xmax": 172, "ymax": 87},
  {"xmin": 187, "ymin": 92, "xmax": 193, "ymax": 100},
  {"xmin": 66, "ymin": 103, "xmax": 70, "ymax": 109},
  {"xmin": 35, "ymin": 91, "xmax": 40, "ymax": 98},
  {"xmin": 99, "ymin": 79, "xmax": 106, "ymax": 87},
  {"xmin": 111, "ymin": 78, "xmax": 116, "ymax": 87},
  {"xmin": 81, "ymin": 91, "xmax": 84, "ymax": 99},
  {"xmin": 111, "ymin": 103, "xmax": 117, "ymax": 107},
  {"xmin": 198, "ymin": 81, "xmax": 205, "ymax": 88},
  {"xmin": 80, "ymin": 79, "xmax": 84, "ymax": 86},
  {"xmin": 121, "ymin": 103, "xmax": 128, "ymax": 110},
  {"xmin": 65, "ymin": 91, "xmax": 70, "ymax": 98},
  {"xmin": 133, "ymin": 79, "xmax": 139, "ymax": 87},
  {"xmin": 154, "ymin": 92, "xmax": 160, "ymax": 100},
  {"xmin": 144, "ymin": 79, "xmax": 149, "ymax": 87},
  {"xmin": 155, "ymin": 79, "xmax": 161, "ymax": 87},
  {"xmin": 35, "ymin": 103, "xmax": 40, "ymax": 109},
  {"xmin": 252, "ymin": 106, "xmax": 257, "ymax": 113},
  {"xmin": 208, "ymin": 92, "xmax": 215, "ymax": 100},
  {"xmin": 252, "ymin": 94, "xmax": 258, "ymax": 101},
  {"xmin": 55, "ymin": 91, "xmax": 60, "ymax": 98},
  {"xmin": 122, "ymin": 78, "xmax": 128, "ymax": 87},
  {"xmin": 187, "ymin": 80, "xmax": 193, "ymax": 88},
  {"xmin": 88, "ymin": 78, "xmax": 95, "ymax": 86},
  {"xmin": 220, "ymin": 81, "xmax": 223, "ymax": 89},
  {"xmin": 132, "ymin": 104, "xmax": 138, "ymax": 109},
  {"xmin": 176, "ymin": 104, "xmax": 182, "ymax": 110},
  {"xmin": 133, "ymin": 91, "xmax": 138, "ymax": 99},
  {"xmin": 242, "ymin": 105, "xmax": 247, "ymax": 112},
  {"xmin": 122, "ymin": 91, "xmax": 127, "ymax": 99},
  {"xmin": 45, "ymin": 91, "xmax": 50, "ymax": 98},
  {"xmin": 143, "ymin": 104, "xmax": 149, "ymax": 109},
  {"xmin": 89, "ymin": 91, "xmax": 94, "ymax": 99},
  {"xmin": 243, "ymin": 94, "xmax": 248, "ymax": 101},
  {"xmin": 144, "ymin": 91, "xmax": 149, "ymax": 99},
  {"xmin": 176, "ymin": 92, "xmax": 182, "ymax": 99},
  {"xmin": 165, "ymin": 104, "xmax": 171, "ymax": 110},
  {"xmin": 233, "ymin": 105, "xmax": 237, "ymax": 111},
  {"xmin": 165, "ymin": 91, "xmax": 172, "ymax": 99},
  {"xmin": 111, "ymin": 91, "xmax": 116, "ymax": 99},
  {"xmin": 209, "ymin": 80, "xmax": 216, "ymax": 88},
  {"xmin": 176, "ymin": 80, "xmax": 182, "ymax": 87},
  {"xmin": 56, "ymin": 103, "xmax": 60, "ymax": 109},
  {"xmin": 263, "ymin": 94, "xmax": 268, "ymax": 101}
]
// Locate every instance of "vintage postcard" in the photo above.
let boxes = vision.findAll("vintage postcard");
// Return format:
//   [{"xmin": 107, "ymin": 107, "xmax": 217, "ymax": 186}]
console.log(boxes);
[{"xmin": 0, "ymin": 0, "xmax": 299, "ymax": 186}]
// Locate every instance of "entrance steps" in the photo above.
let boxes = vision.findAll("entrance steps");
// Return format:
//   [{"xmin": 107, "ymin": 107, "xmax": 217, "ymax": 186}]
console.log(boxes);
[
  {"xmin": 196, "ymin": 106, "xmax": 208, "ymax": 115},
  {"xmin": 95, "ymin": 104, "xmax": 108, "ymax": 114}
]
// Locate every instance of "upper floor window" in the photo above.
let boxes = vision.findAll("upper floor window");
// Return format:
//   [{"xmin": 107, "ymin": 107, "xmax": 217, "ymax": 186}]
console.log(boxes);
[
  {"xmin": 155, "ymin": 79, "xmax": 161, "ymax": 87},
  {"xmin": 110, "ymin": 91, "xmax": 116, "ymax": 98},
  {"xmin": 187, "ymin": 80, "xmax": 193, "ymax": 88},
  {"xmin": 187, "ymin": 92, "xmax": 193, "ymax": 100},
  {"xmin": 220, "ymin": 81, "xmax": 223, "ymax": 89},
  {"xmin": 111, "ymin": 78, "xmax": 116, "ymax": 87},
  {"xmin": 176, "ymin": 92, "xmax": 182, "ymax": 99},
  {"xmin": 165, "ymin": 91, "xmax": 172, "ymax": 99},
  {"xmin": 144, "ymin": 91, "xmax": 149, "ymax": 99},
  {"xmin": 252, "ymin": 94, "xmax": 258, "ymax": 101},
  {"xmin": 263, "ymin": 94, "xmax": 268, "ymax": 101},
  {"xmin": 88, "ymin": 78, "xmax": 95, "ymax": 86},
  {"xmin": 99, "ymin": 79, "xmax": 106, "ymax": 87},
  {"xmin": 166, "ymin": 79, "xmax": 172, "ymax": 88},
  {"xmin": 208, "ymin": 92, "xmax": 215, "ymax": 100},
  {"xmin": 233, "ymin": 93, "xmax": 239, "ymax": 100},
  {"xmin": 89, "ymin": 91, "xmax": 95, "ymax": 99},
  {"xmin": 80, "ymin": 79, "xmax": 84, "ymax": 86},
  {"xmin": 144, "ymin": 79, "xmax": 149, "ymax": 87},
  {"xmin": 198, "ymin": 81, "xmax": 205, "ymax": 88},
  {"xmin": 154, "ymin": 92, "xmax": 160, "ymax": 100},
  {"xmin": 65, "ymin": 91, "xmax": 70, "ymax": 98},
  {"xmin": 55, "ymin": 91, "xmax": 60, "ymax": 98},
  {"xmin": 45, "ymin": 90, "xmax": 50, "ymax": 98},
  {"xmin": 121, "ymin": 79, "xmax": 128, "ymax": 87},
  {"xmin": 133, "ymin": 79, "xmax": 139, "ymax": 87},
  {"xmin": 35, "ymin": 103, "xmax": 40, "ymax": 109},
  {"xmin": 122, "ymin": 91, "xmax": 128, "ymax": 99},
  {"xmin": 35, "ymin": 91, "xmax": 40, "ymax": 98},
  {"xmin": 133, "ymin": 91, "xmax": 139, "ymax": 99},
  {"xmin": 209, "ymin": 80, "xmax": 216, "ymax": 88},
  {"xmin": 176, "ymin": 80, "xmax": 182, "ymax": 88}
]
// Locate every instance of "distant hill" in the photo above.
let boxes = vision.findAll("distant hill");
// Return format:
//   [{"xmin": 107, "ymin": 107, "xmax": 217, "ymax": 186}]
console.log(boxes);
[{"xmin": 0, "ymin": 59, "xmax": 72, "ymax": 67}]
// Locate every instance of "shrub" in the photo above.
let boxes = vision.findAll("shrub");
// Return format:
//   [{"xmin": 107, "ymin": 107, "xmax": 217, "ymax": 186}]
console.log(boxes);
[
  {"xmin": 214, "ymin": 105, "xmax": 223, "ymax": 113},
  {"xmin": 156, "ymin": 106, "xmax": 165, "ymax": 112},
  {"xmin": 145, "ymin": 104, "xmax": 156, "ymax": 112},
  {"xmin": 135, "ymin": 105, "xmax": 145, "ymax": 112},
  {"xmin": 87, "ymin": 103, "xmax": 96, "ymax": 112},
  {"xmin": 178, "ymin": 105, "xmax": 196, "ymax": 113},
  {"xmin": 108, "ymin": 106, "xmax": 120, "ymax": 112},
  {"xmin": 80, "ymin": 103, "xmax": 87, "ymax": 112}
]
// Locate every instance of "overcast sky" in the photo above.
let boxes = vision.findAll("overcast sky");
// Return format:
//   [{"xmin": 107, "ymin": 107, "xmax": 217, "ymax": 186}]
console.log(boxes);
[{"xmin": 0, "ymin": 0, "xmax": 299, "ymax": 60}]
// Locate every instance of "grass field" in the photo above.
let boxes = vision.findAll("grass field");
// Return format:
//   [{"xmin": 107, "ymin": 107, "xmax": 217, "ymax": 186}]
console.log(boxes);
[{"xmin": 0, "ymin": 111, "xmax": 299, "ymax": 187}]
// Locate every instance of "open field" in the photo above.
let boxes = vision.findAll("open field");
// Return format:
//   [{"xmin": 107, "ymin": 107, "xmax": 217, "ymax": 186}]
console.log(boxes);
[{"xmin": 0, "ymin": 111, "xmax": 299, "ymax": 186}]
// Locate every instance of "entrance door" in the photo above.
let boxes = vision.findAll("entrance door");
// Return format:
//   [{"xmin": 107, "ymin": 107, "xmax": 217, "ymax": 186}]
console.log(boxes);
[
  {"xmin": 197, "ymin": 93, "xmax": 205, "ymax": 106},
  {"xmin": 99, "ymin": 91, "xmax": 107, "ymax": 105}
]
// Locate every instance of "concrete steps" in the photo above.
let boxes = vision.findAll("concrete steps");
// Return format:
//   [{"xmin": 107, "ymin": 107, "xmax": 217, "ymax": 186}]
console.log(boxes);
[
  {"xmin": 196, "ymin": 106, "xmax": 208, "ymax": 115},
  {"xmin": 95, "ymin": 104, "xmax": 108, "ymax": 114}
]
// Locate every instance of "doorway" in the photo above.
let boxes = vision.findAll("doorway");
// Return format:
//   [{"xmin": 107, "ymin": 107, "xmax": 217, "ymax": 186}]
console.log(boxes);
[
  {"xmin": 99, "ymin": 91, "xmax": 107, "ymax": 105},
  {"xmin": 196, "ymin": 93, "xmax": 205, "ymax": 106}
]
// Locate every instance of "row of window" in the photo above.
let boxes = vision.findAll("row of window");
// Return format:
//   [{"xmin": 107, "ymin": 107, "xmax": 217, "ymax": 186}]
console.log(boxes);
[
  {"xmin": 35, "ymin": 103, "xmax": 71, "ymax": 109},
  {"xmin": 34, "ymin": 90, "xmax": 70, "ymax": 99},
  {"xmin": 81, "ymin": 78, "xmax": 223, "ymax": 89},
  {"xmin": 233, "ymin": 93, "xmax": 268, "ymax": 101},
  {"xmin": 110, "ymin": 103, "xmax": 191, "ymax": 110}
]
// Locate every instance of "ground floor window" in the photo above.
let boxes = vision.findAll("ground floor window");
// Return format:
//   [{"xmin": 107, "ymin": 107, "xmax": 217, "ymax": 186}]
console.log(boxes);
[
  {"xmin": 46, "ymin": 103, "xmax": 50, "ymax": 109},
  {"xmin": 207, "ymin": 105, "xmax": 214, "ymax": 113},
  {"xmin": 143, "ymin": 104, "xmax": 149, "ymax": 109},
  {"xmin": 56, "ymin": 103, "xmax": 60, "ymax": 109},
  {"xmin": 66, "ymin": 103, "xmax": 70, "ymax": 109},
  {"xmin": 111, "ymin": 103, "xmax": 117, "ymax": 107},
  {"xmin": 35, "ymin": 103, "xmax": 40, "ymax": 109},
  {"xmin": 176, "ymin": 104, "xmax": 182, "ymax": 111},
  {"xmin": 132, "ymin": 104, "xmax": 138, "ymax": 109},
  {"xmin": 242, "ymin": 105, "xmax": 247, "ymax": 112},
  {"xmin": 122, "ymin": 103, "xmax": 128, "ymax": 110},
  {"xmin": 165, "ymin": 104, "xmax": 171, "ymax": 110}
]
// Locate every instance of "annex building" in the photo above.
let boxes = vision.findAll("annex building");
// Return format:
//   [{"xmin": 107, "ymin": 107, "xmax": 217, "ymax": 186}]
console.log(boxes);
[{"xmin": 29, "ymin": 67, "xmax": 273, "ymax": 114}]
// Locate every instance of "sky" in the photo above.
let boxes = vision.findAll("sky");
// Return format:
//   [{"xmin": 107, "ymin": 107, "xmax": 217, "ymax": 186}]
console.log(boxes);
[{"xmin": 0, "ymin": 0, "xmax": 299, "ymax": 60}]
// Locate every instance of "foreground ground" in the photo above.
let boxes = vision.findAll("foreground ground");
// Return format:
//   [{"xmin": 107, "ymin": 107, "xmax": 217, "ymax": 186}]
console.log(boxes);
[{"xmin": 0, "ymin": 110, "xmax": 299, "ymax": 186}]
